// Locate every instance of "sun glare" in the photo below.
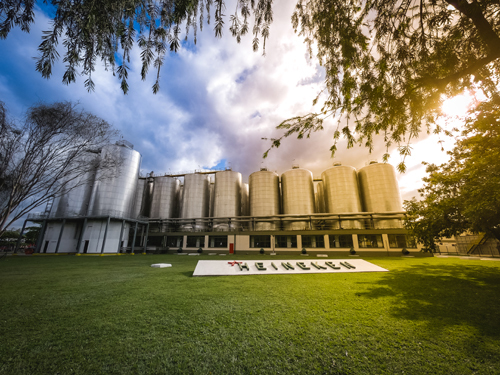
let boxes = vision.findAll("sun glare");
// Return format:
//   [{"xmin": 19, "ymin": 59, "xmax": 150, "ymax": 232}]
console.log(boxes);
[{"xmin": 441, "ymin": 94, "xmax": 474, "ymax": 117}]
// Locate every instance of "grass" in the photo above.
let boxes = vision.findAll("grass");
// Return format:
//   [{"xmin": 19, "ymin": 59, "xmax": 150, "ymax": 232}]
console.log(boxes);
[{"xmin": 0, "ymin": 254, "xmax": 499, "ymax": 374}]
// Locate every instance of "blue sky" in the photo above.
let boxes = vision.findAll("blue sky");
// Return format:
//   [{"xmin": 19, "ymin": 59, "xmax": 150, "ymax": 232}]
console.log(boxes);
[{"xmin": 0, "ymin": 0, "xmax": 459, "ymax": 225}]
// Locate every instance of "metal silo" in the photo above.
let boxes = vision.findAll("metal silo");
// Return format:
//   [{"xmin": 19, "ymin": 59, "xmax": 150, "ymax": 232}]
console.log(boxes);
[
  {"xmin": 241, "ymin": 183, "xmax": 249, "ymax": 216},
  {"xmin": 52, "ymin": 158, "xmax": 97, "ymax": 218},
  {"xmin": 131, "ymin": 176, "xmax": 154, "ymax": 218},
  {"xmin": 358, "ymin": 162, "xmax": 403, "ymax": 228},
  {"xmin": 149, "ymin": 176, "xmax": 180, "ymax": 219},
  {"xmin": 249, "ymin": 169, "xmax": 280, "ymax": 230},
  {"xmin": 180, "ymin": 173, "xmax": 210, "ymax": 231},
  {"xmin": 281, "ymin": 166, "xmax": 315, "ymax": 230},
  {"xmin": 316, "ymin": 181, "xmax": 326, "ymax": 213},
  {"xmin": 213, "ymin": 170, "xmax": 242, "ymax": 231},
  {"xmin": 90, "ymin": 142, "xmax": 141, "ymax": 218},
  {"xmin": 321, "ymin": 164, "xmax": 363, "ymax": 229},
  {"xmin": 131, "ymin": 178, "xmax": 145, "ymax": 219}
]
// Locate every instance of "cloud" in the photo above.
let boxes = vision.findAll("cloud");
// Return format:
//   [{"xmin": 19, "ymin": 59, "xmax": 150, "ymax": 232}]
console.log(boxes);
[{"xmin": 0, "ymin": 0, "xmax": 454, "ymax": 227}]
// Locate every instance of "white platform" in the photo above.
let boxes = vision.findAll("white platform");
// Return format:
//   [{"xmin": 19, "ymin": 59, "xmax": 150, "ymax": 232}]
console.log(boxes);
[
  {"xmin": 151, "ymin": 263, "xmax": 172, "ymax": 268},
  {"xmin": 193, "ymin": 259, "xmax": 388, "ymax": 276}
]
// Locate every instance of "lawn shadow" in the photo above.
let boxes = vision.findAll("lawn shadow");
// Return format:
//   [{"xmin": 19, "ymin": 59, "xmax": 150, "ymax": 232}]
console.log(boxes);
[{"xmin": 359, "ymin": 263, "xmax": 500, "ymax": 338}]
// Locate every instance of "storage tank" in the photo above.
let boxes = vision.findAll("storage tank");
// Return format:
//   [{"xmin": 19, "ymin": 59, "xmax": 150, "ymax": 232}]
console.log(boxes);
[
  {"xmin": 249, "ymin": 169, "xmax": 280, "ymax": 230},
  {"xmin": 90, "ymin": 142, "xmax": 141, "ymax": 218},
  {"xmin": 131, "ymin": 178, "xmax": 146, "ymax": 218},
  {"xmin": 281, "ymin": 166, "xmax": 315, "ymax": 230},
  {"xmin": 316, "ymin": 181, "xmax": 326, "ymax": 213},
  {"xmin": 321, "ymin": 164, "xmax": 363, "ymax": 229},
  {"xmin": 241, "ymin": 183, "xmax": 249, "ymax": 216},
  {"xmin": 52, "ymin": 157, "xmax": 98, "ymax": 218},
  {"xmin": 213, "ymin": 170, "xmax": 242, "ymax": 230},
  {"xmin": 131, "ymin": 176, "xmax": 154, "ymax": 218},
  {"xmin": 358, "ymin": 161, "xmax": 403, "ymax": 228},
  {"xmin": 180, "ymin": 173, "xmax": 210, "ymax": 230},
  {"xmin": 149, "ymin": 176, "xmax": 180, "ymax": 219}
]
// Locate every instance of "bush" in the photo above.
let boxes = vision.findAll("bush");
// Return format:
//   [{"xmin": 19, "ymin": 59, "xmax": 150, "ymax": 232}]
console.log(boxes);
[
  {"xmin": 259, "ymin": 248, "xmax": 265, "ymax": 255},
  {"xmin": 177, "ymin": 248, "xmax": 183, "ymax": 253},
  {"xmin": 402, "ymin": 248, "xmax": 410, "ymax": 255},
  {"xmin": 197, "ymin": 247, "xmax": 203, "ymax": 253},
  {"xmin": 350, "ymin": 247, "xmax": 356, "ymax": 255},
  {"xmin": 301, "ymin": 248, "xmax": 307, "ymax": 254}
]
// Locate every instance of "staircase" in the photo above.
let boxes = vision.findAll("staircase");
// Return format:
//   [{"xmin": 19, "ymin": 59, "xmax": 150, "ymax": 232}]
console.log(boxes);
[{"xmin": 467, "ymin": 233, "xmax": 488, "ymax": 254}]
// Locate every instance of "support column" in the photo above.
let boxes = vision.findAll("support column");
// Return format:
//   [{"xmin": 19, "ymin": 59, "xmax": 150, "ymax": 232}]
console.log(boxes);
[
  {"xmin": 131, "ymin": 222, "xmax": 138, "ymax": 254},
  {"xmin": 14, "ymin": 220, "xmax": 28, "ymax": 253},
  {"xmin": 76, "ymin": 218, "xmax": 88, "ymax": 253},
  {"xmin": 143, "ymin": 223, "xmax": 149, "ymax": 253},
  {"xmin": 117, "ymin": 220, "xmax": 126, "ymax": 253},
  {"xmin": 100, "ymin": 216, "xmax": 111, "ymax": 254},
  {"xmin": 34, "ymin": 220, "xmax": 47, "ymax": 254},
  {"xmin": 54, "ymin": 219, "xmax": 66, "ymax": 254}
]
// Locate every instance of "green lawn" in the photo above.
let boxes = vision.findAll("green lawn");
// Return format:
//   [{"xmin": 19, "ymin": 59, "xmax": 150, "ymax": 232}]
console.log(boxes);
[{"xmin": 1, "ymin": 254, "xmax": 499, "ymax": 374}]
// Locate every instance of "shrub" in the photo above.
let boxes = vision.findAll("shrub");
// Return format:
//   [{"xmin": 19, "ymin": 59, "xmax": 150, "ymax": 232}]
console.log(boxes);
[{"xmin": 259, "ymin": 248, "xmax": 265, "ymax": 255}]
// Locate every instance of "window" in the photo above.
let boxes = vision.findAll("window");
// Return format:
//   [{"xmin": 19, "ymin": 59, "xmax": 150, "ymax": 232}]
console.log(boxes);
[
  {"xmin": 209, "ymin": 236, "xmax": 227, "ymax": 248},
  {"xmin": 166, "ymin": 236, "xmax": 183, "ymax": 248},
  {"xmin": 250, "ymin": 235, "xmax": 271, "ymax": 248},
  {"xmin": 388, "ymin": 235, "xmax": 417, "ymax": 248},
  {"xmin": 275, "ymin": 235, "xmax": 297, "ymax": 248},
  {"xmin": 358, "ymin": 234, "xmax": 383, "ymax": 248},
  {"xmin": 187, "ymin": 236, "xmax": 205, "ymax": 248},
  {"xmin": 148, "ymin": 236, "xmax": 164, "ymax": 246},
  {"xmin": 301, "ymin": 235, "xmax": 325, "ymax": 248},
  {"xmin": 329, "ymin": 235, "xmax": 353, "ymax": 248}
]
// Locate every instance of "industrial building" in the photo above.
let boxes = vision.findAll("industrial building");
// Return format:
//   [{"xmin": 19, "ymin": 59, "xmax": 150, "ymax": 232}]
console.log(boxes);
[{"xmin": 27, "ymin": 141, "xmax": 421, "ymax": 256}]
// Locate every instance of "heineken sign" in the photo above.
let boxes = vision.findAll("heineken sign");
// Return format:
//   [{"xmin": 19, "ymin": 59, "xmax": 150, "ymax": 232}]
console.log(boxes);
[{"xmin": 193, "ymin": 259, "xmax": 388, "ymax": 276}]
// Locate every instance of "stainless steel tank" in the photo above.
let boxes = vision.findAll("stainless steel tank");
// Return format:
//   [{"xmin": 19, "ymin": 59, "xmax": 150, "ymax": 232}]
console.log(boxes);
[
  {"xmin": 241, "ymin": 183, "xmax": 249, "ymax": 216},
  {"xmin": 208, "ymin": 179, "xmax": 215, "ymax": 217},
  {"xmin": 213, "ymin": 170, "xmax": 242, "ymax": 231},
  {"xmin": 131, "ymin": 176, "xmax": 153, "ymax": 218},
  {"xmin": 358, "ymin": 162, "xmax": 403, "ymax": 228},
  {"xmin": 281, "ymin": 167, "xmax": 315, "ymax": 230},
  {"xmin": 316, "ymin": 181, "xmax": 326, "ymax": 213},
  {"xmin": 52, "ymin": 157, "xmax": 97, "ymax": 218},
  {"xmin": 240, "ymin": 182, "xmax": 250, "ymax": 229},
  {"xmin": 149, "ymin": 176, "xmax": 180, "ymax": 219},
  {"xmin": 131, "ymin": 178, "xmax": 146, "ymax": 218},
  {"xmin": 90, "ymin": 142, "xmax": 141, "ymax": 218},
  {"xmin": 180, "ymin": 173, "xmax": 210, "ymax": 230},
  {"xmin": 321, "ymin": 164, "xmax": 363, "ymax": 229},
  {"xmin": 249, "ymin": 169, "xmax": 280, "ymax": 230}
]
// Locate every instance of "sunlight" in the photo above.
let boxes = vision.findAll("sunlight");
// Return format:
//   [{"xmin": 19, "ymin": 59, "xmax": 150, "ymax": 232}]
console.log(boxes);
[{"xmin": 441, "ymin": 93, "xmax": 474, "ymax": 117}]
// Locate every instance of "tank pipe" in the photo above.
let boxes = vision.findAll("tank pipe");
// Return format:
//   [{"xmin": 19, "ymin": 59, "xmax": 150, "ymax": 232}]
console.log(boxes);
[{"xmin": 54, "ymin": 219, "xmax": 66, "ymax": 254}]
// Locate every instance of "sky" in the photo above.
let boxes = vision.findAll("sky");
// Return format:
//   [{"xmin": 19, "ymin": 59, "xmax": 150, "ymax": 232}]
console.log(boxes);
[{"xmin": 1, "ymin": 0, "xmax": 465, "ymax": 221}]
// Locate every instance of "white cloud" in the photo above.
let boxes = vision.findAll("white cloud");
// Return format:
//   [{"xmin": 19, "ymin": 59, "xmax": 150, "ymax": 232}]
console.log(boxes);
[{"xmin": 0, "ymin": 0, "xmax": 462, "ymax": 216}]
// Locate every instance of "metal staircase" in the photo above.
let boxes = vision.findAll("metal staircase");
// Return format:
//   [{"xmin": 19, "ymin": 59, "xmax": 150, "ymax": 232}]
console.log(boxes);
[{"xmin": 467, "ymin": 233, "xmax": 488, "ymax": 254}]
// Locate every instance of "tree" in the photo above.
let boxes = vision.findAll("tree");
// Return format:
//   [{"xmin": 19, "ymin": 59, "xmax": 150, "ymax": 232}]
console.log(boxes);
[
  {"xmin": 24, "ymin": 225, "xmax": 41, "ymax": 244},
  {"xmin": 0, "ymin": 101, "xmax": 118, "ymax": 236},
  {"xmin": 403, "ymin": 95, "xmax": 500, "ymax": 250},
  {"xmin": 0, "ymin": 229, "xmax": 20, "ymax": 251},
  {"xmin": 2, "ymin": 1, "xmax": 500, "ymax": 165}
]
